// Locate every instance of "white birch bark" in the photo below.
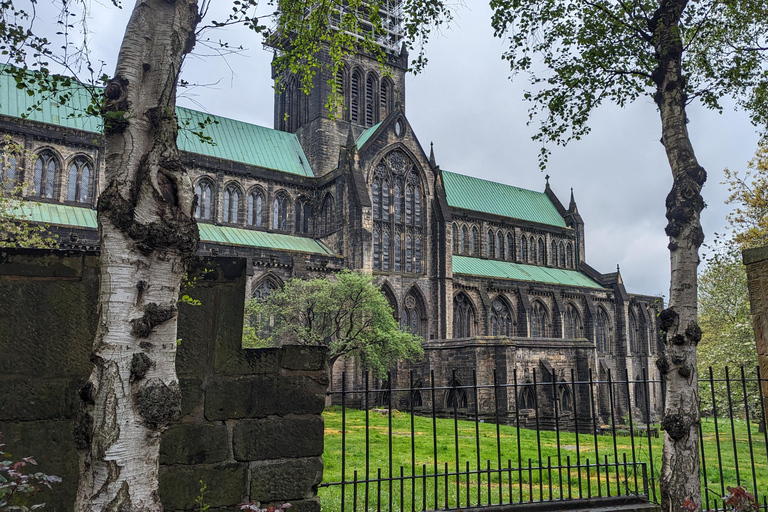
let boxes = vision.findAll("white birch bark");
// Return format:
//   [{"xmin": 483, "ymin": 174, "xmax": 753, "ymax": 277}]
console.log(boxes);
[
  {"xmin": 74, "ymin": 0, "xmax": 200, "ymax": 508},
  {"xmin": 651, "ymin": 0, "xmax": 706, "ymax": 509}
]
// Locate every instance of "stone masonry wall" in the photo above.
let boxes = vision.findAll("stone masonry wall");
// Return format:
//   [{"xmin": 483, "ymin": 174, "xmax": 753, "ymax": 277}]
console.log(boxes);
[
  {"xmin": 744, "ymin": 246, "xmax": 768, "ymax": 427},
  {"xmin": 0, "ymin": 249, "xmax": 327, "ymax": 511}
]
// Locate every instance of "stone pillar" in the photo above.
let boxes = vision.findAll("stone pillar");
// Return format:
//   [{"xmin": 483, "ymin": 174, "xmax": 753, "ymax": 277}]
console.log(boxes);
[{"xmin": 743, "ymin": 246, "xmax": 768, "ymax": 424}]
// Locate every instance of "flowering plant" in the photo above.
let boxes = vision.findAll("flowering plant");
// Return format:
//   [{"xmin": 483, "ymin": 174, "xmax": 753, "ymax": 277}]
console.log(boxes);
[
  {"xmin": 0, "ymin": 432, "xmax": 61, "ymax": 511},
  {"xmin": 240, "ymin": 502, "xmax": 292, "ymax": 512}
]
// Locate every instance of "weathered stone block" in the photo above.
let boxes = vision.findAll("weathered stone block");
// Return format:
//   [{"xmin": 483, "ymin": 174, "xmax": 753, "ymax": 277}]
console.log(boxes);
[
  {"xmin": 277, "ymin": 376, "xmax": 327, "ymax": 416},
  {"xmin": 0, "ymin": 378, "xmax": 79, "ymax": 421},
  {"xmin": 233, "ymin": 416, "xmax": 324, "ymax": 460},
  {"xmin": 176, "ymin": 289, "xmax": 215, "ymax": 377},
  {"xmin": 159, "ymin": 463, "xmax": 246, "ymax": 510},
  {"xmin": 280, "ymin": 345, "xmax": 327, "ymax": 371},
  {"xmin": 180, "ymin": 377, "xmax": 204, "ymax": 417},
  {"xmin": 160, "ymin": 423, "xmax": 229, "ymax": 465},
  {"xmin": 205, "ymin": 376, "xmax": 279, "ymax": 421},
  {"xmin": 216, "ymin": 345, "xmax": 280, "ymax": 376},
  {"xmin": 249, "ymin": 458, "xmax": 323, "ymax": 502}
]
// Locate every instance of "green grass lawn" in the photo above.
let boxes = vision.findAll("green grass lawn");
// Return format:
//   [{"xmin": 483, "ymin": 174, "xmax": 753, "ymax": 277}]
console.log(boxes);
[{"xmin": 319, "ymin": 407, "xmax": 768, "ymax": 512}]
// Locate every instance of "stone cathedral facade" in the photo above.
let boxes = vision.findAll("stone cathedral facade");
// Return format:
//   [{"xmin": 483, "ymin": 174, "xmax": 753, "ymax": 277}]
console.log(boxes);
[{"xmin": 0, "ymin": 32, "xmax": 663, "ymax": 425}]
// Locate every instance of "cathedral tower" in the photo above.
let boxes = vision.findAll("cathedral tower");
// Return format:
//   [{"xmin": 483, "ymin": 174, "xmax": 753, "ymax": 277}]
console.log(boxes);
[{"xmin": 269, "ymin": 3, "xmax": 409, "ymax": 175}]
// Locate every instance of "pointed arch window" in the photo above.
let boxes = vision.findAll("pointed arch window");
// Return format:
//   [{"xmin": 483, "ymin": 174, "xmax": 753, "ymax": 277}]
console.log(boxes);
[
  {"xmin": 596, "ymin": 308, "xmax": 612, "ymax": 352},
  {"xmin": 496, "ymin": 231, "xmax": 504, "ymax": 259},
  {"xmin": 250, "ymin": 279, "xmax": 280, "ymax": 337},
  {"xmin": 223, "ymin": 186, "xmax": 241, "ymax": 224},
  {"xmin": 195, "ymin": 180, "xmax": 213, "ymax": 220},
  {"xmin": 1, "ymin": 152, "xmax": 16, "ymax": 191},
  {"xmin": 350, "ymin": 71, "xmax": 361, "ymax": 124},
  {"xmin": 564, "ymin": 303, "xmax": 583, "ymax": 339},
  {"xmin": 365, "ymin": 75, "xmax": 376, "ymax": 126},
  {"xmin": 295, "ymin": 199, "xmax": 311, "ymax": 234},
  {"xmin": 529, "ymin": 238, "xmax": 535, "ymax": 263},
  {"xmin": 537, "ymin": 238, "xmax": 545, "ymax": 265},
  {"xmin": 558, "ymin": 242, "xmax": 565, "ymax": 267},
  {"xmin": 519, "ymin": 385, "xmax": 535, "ymax": 410},
  {"xmin": 490, "ymin": 298, "xmax": 514, "ymax": 336},
  {"xmin": 567, "ymin": 243, "xmax": 574, "ymax": 268},
  {"xmin": 461, "ymin": 226, "xmax": 468, "ymax": 254},
  {"xmin": 629, "ymin": 310, "xmax": 637, "ymax": 353},
  {"xmin": 521, "ymin": 235, "xmax": 528, "ymax": 262},
  {"xmin": 452, "ymin": 223, "xmax": 459, "ymax": 253},
  {"xmin": 551, "ymin": 240, "xmax": 557, "ymax": 266},
  {"xmin": 531, "ymin": 301, "xmax": 549, "ymax": 337},
  {"xmin": 453, "ymin": 293, "xmax": 475, "ymax": 338},
  {"xmin": 506, "ymin": 233, "xmax": 515, "ymax": 261},
  {"xmin": 371, "ymin": 151, "xmax": 424, "ymax": 274},
  {"xmin": 401, "ymin": 291, "xmax": 425, "ymax": 337},
  {"xmin": 486, "ymin": 229, "xmax": 493, "ymax": 257},
  {"xmin": 33, "ymin": 151, "xmax": 57, "ymax": 198},
  {"xmin": 67, "ymin": 157, "xmax": 91, "ymax": 203},
  {"xmin": 558, "ymin": 384, "xmax": 573, "ymax": 413},
  {"xmin": 471, "ymin": 227, "xmax": 479, "ymax": 256},
  {"xmin": 272, "ymin": 194, "xmax": 288, "ymax": 230},
  {"xmin": 446, "ymin": 376, "xmax": 468, "ymax": 409},
  {"xmin": 380, "ymin": 80, "xmax": 391, "ymax": 119},
  {"xmin": 248, "ymin": 191, "xmax": 264, "ymax": 227}
]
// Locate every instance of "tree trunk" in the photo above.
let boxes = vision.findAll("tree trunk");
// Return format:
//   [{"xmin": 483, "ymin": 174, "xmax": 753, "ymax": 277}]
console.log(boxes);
[
  {"xmin": 74, "ymin": 1, "xmax": 199, "ymax": 509},
  {"xmin": 650, "ymin": 0, "xmax": 707, "ymax": 509}
]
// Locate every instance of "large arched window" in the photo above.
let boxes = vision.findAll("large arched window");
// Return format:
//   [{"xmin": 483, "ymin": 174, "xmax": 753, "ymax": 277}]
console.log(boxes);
[
  {"xmin": 223, "ymin": 185, "xmax": 241, "ymax": 224},
  {"xmin": 446, "ymin": 376, "xmax": 468, "ymax": 409},
  {"xmin": 506, "ymin": 233, "xmax": 515, "ymax": 261},
  {"xmin": 496, "ymin": 231, "xmax": 504, "ymax": 259},
  {"xmin": 461, "ymin": 226, "xmax": 468, "ymax": 254},
  {"xmin": 551, "ymin": 240, "xmax": 557, "ymax": 266},
  {"xmin": 195, "ymin": 180, "xmax": 213, "ymax": 220},
  {"xmin": 519, "ymin": 385, "xmax": 535, "ymax": 410},
  {"xmin": 471, "ymin": 227, "xmax": 479, "ymax": 256},
  {"xmin": 490, "ymin": 297, "xmax": 514, "ymax": 336},
  {"xmin": 272, "ymin": 194, "xmax": 288, "ymax": 230},
  {"xmin": 335, "ymin": 67, "xmax": 346, "ymax": 120},
  {"xmin": 453, "ymin": 292, "xmax": 475, "ymax": 338},
  {"xmin": 537, "ymin": 238, "xmax": 545, "ymax": 265},
  {"xmin": 596, "ymin": 307, "xmax": 612, "ymax": 352},
  {"xmin": 629, "ymin": 310, "xmax": 638, "ymax": 353},
  {"xmin": 486, "ymin": 229, "xmax": 493, "ymax": 257},
  {"xmin": 250, "ymin": 278, "xmax": 280, "ymax": 337},
  {"xmin": 247, "ymin": 190, "xmax": 264, "ymax": 227},
  {"xmin": 529, "ymin": 237, "xmax": 535, "ymax": 263},
  {"xmin": 371, "ymin": 150, "xmax": 425, "ymax": 273},
  {"xmin": 558, "ymin": 242, "xmax": 565, "ymax": 267},
  {"xmin": 564, "ymin": 303, "xmax": 583, "ymax": 339},
  {"xmin": 33, "ymin": 150, "xmax": 58, "ymax": 198},
  {"xmin": 321, "ymin": 193, "xmax": 334, "ymax": 234},
  {"xmin": 452, "ymin": 223, "xmax": 459, "ymax": 253},
  {"xmin": 401, "ymin": 289, "xmax": 426, "ymax": 337},
  {"xmin": 530, "ymin": 301, "xmax": 549, "ymax": 337},
  {"xmin": 567, "ymin": 243, "xmax": 574, "ymax": 269},
  {"xmin": 66, "ymin": 157, "xmax": 91, "ymax": 203},
  {"xmin": 295, "ymin": 198, "xmax": 311, "ymax": 234}
]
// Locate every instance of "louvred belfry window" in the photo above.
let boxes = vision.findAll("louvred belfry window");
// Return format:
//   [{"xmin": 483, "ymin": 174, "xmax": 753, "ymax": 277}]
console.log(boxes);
[{"xmin": 371, "ymin": 150, "xmax": 425, "ymax": 274}]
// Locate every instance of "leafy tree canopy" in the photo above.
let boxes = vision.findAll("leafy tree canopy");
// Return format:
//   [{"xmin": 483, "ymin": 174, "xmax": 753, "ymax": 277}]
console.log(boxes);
[
  {"xmin": 725, "ymin": 137, "xmax": 768, "ymax": 250},
  {"xmin": 244, "ymin": 270, "xmax": 424, "ymax": 376}
]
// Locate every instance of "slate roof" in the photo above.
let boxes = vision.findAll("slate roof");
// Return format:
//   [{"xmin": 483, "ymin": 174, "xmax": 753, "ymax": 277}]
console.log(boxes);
[
  {"xmin": 452, "ymin": 255, "xmax": 603, "ymax": 289},
  {"xmin": 442, "ymin": 171, "xmax": 567, "ymax": 228},
  {"xmin": 15, "ymin": 201, "xmax": 334, "ymax": 255},
  {"xmin": 0, "ymin": 69, "xmax": 314, "ymax": 177}
]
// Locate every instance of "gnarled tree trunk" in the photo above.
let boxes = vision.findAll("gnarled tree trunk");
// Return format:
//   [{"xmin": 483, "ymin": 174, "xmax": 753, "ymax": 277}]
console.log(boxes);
[
  {"xmin": 74, "ymin": 0, "xmax": 200, "ymax": 508},
  {"xmin": 651, "ymin": 0, "xmax": 706, "ymax": 509}
]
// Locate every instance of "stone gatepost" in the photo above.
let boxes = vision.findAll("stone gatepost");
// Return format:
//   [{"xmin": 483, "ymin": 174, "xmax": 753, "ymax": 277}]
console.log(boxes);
[{"xmin": 743, "ymin": 246, "xmax": 768, "ymax": 423}]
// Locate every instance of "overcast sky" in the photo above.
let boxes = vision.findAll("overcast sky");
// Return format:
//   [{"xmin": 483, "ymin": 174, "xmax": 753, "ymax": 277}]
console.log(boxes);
[{"xmin": 36, "ymin": 1, "xmax": 763, "ymax": 298}]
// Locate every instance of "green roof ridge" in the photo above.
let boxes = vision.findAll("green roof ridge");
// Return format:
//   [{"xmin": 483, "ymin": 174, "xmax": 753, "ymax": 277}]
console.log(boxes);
[
  {"xmin": 0, "ymin": 68, "xmax": 313, "ymax": 177},
  {"xmin": 356, "ymin": 122, "xmax": 382, "ymax": 149},
  {"xmin": 14, "ymin": 201, "xmax": 334, "ymax": 255},
  {"xmin": 452, "ymin": 255, "xmax": 602, "ymax": 289},
  {"xmin": 442, "ymin": 170, "xmax": 567, "ymax": 227}
]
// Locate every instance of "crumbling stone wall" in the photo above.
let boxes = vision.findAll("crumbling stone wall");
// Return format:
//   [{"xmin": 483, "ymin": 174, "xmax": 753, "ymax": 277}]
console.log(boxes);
[
  {"xmin": 0, "ymin": 249, "xmax": 327, "ymax": 511},
  {"xmin": 744, "ymin": 246, "xmax": 768, "ymax": 427}
]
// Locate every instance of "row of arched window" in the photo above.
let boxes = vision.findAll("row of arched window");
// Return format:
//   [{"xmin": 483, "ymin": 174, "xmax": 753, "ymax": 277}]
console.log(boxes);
[
  {"xmin": 194, "ymin": 179, "xmax": 336, "ymax": 235},
  {"xmin": 277, "ymin": 76, "xmax": 311, "ymax": 133},
  {"xmin": 452, "ymin": 292, "xmax": 629, "ymax": 352},
  {"xmin": 336, "ymin": 67, "xmax": 395, "ymax": 127},
  {"xmin": 1, "ymin": 149, "xmax": 93, "ymax": 203},
  {"xmin": 452, "ymin": 222, "xmax": 575, "ymax": 270}
]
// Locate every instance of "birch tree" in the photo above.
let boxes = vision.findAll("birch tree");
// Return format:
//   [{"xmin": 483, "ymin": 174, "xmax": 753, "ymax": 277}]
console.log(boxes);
[{"xmin": 486, "ymin": 0, "xmax": 768, "ymax": 509}]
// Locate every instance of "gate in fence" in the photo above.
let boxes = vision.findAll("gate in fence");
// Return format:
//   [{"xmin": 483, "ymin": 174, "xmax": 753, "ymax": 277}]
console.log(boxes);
[{"xmin": 319, "ymin": 366, "xmax": 768, "ymax": 512}]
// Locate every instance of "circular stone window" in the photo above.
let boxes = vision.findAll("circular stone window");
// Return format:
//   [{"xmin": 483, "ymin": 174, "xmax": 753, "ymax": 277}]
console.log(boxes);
[{"xmin": 394, "ymin": 119, "xmax": 403, "ymax": 137}]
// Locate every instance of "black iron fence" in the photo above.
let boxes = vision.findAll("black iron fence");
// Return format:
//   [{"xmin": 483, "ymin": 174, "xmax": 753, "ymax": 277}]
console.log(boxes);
[{"xmin": 319, "ymin": 366, "xmax": 768, "ymax": 511}]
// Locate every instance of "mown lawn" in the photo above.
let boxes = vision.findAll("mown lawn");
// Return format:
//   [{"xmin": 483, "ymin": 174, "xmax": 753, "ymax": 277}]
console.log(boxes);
[{"xmin": 319, "ymin": 407, "xmax": 768, "ymax": 511}]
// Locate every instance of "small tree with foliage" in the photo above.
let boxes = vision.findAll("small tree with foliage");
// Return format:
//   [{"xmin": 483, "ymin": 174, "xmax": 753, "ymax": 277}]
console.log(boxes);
[
  {"xmin": 725, "ymin": 137, "xmax": 768, "ymax": 251},
  {"xmin": 244, "ymin": 270, "xmax": 423, "ymax": 377}
]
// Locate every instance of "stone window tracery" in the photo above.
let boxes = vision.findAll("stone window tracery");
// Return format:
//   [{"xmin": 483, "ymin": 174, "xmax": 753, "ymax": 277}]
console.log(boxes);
[
  {"xmin": 564, "ymin": 303, "xmax": 583, "ymax": 339},
  {"xmin": 486, "ymin": 229, "xmax": 493, "ymax": 257},
  {"xmin": 453, "ymin": 292, "xmax": 475, "ymax": 338},
  {"xmin": 490, "ymin": 298, "xmax": 514, "ymax": 336},
  {"xmin": 529, "ymin": 237, "xmax": 535, "ymax": 263},
  {"xmin": 223, "ymin": 185, "xmax": 241, "ymax": 224},
  {"xmin": 351, "ymin": 70, "xmax": 361, "ymax": 123},
  {"xmin": 195, "ymin": 180, "xmax": 213, "ymax": 220},
  {"xmin": 507, "ymin": 233, "xmax": 515, "ymax": 261},
  {"xmin": 559, "ymin": 242, "xmax": 566, "ymax": 267},
  {"xmin": 596, "ymin": 307, "xmax": 612, "ymax": 352},
  {"xmin": 446, "ymin": 376, "xmax": 468, "ymax": 409},
  {"xmin": 295, "ymin": 198, "xmax": 311, "ymax": 234},
  {"xmin": 471, "ymin": 227, "xmax": 478, "ymax": 256},
  {"xmin": 272, "ymin": 194, "xmax": 288, "ymax": 230},
  {"xmin": 531, "ymin": 301, "xmax": 549, "ymax": 337},
  {"xmin": 567, "ymin": 243, "xmax": 574, "ymax": 268},
  {"xmin": 461, "ymin": 226, "xmax": 468, "ymax": 254},
  {"xmin": 537, "ymin": 238, "xmax": 545, "ymax": 265},
  {"xmin": 401, "ymin": 292, "xmax": 425, "ymax": 337},
  {"xmin": 321, "ymin": 194, "xmax": 334, "ymax": 233},
  {"xmin": 551, "ymin": 240, "xmax": 557, "ymax": 266},
  {"xmin": 66, "ymin": 157, "xmax": 91, "ymax": 203},
  {"xmin": 1, "ymin": 152, "xmax": 16, "ymax": 191},
  {"xmin": 452, "ymin": 223, "xmax": 459, "ymax": 253},
  {"xmin": 521, "ymin": 235, "xmax": 528, "ymax": 262},
  {"xmin": 248, "ymin": 191, "xmax": 264, "ymax": 227},
  {"xmin": 371, "ymin": 150, "xmax": 425, "ymax": 273},
  {"xmin": 496, "ymin": 231, "xmax": 504, "ymax": 259},
  {"xmin": 33, "ymin": 150, "xmax": 57, "ymax": 199}
]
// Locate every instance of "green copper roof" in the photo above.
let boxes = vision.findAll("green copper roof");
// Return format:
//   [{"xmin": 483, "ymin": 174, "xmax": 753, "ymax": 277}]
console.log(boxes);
[
  {"xmin": 442, "ymin": 171, "xmax": 566, "ymax": 227},
  {"xmin": 452, "ymin": 255, "xmax": 603, "ymax": 289},
  {"xmin": 356, "ymin": 122, "xmax": 381, "ymax": 149},
  {"xmin": 15, "ymin": 201, "xmax": 334, "ymax": 255},
  {"xmin": 0, "ymin": 69, "xmax": 314, "ymax": 177}
]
